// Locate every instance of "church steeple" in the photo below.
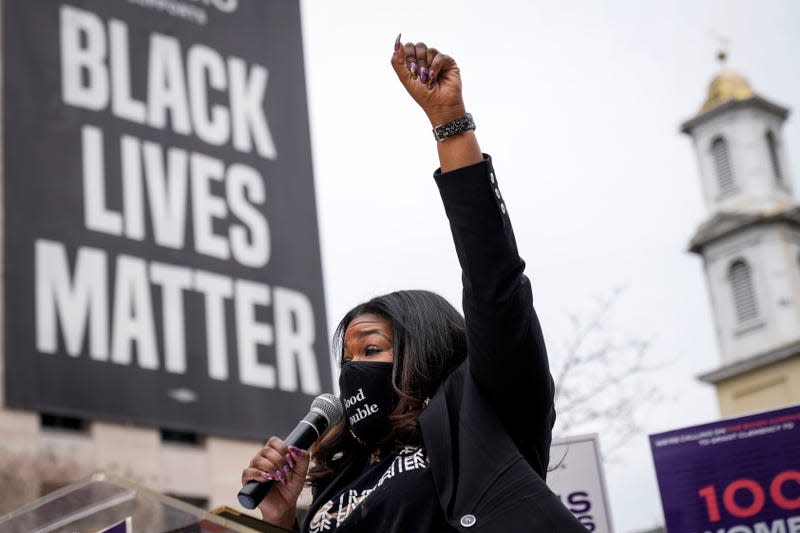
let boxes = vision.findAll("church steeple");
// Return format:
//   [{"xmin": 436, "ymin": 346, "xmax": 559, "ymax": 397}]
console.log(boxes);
[
  {"xmin": 682, "ymin": 54, "xmax": 792, "ymax": 217},
  {"xmin": 683, "ymin": 53, "xmax": 800, "ymax": 417}
]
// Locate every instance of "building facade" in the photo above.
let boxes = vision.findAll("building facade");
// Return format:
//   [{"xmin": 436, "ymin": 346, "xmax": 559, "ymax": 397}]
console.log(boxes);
[{"xmin": 0, "ymin": 383, "xmax": 264, "ymax": 515}]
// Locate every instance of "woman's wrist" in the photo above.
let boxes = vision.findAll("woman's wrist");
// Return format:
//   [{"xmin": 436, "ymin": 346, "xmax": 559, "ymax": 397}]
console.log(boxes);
[
  {"xmin": 426, "ymin": 103, "xmax": 467, "ymax": 128},
  {"xmin": 260, "ymin": 507, "xmax": 297, "ymax": 529}
]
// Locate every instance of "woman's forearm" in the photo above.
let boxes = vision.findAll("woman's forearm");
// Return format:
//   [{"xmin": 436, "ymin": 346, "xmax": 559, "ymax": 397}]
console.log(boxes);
[{"xmin": 436, "ymin": 129, "xmax": 483, "ymax": 173}]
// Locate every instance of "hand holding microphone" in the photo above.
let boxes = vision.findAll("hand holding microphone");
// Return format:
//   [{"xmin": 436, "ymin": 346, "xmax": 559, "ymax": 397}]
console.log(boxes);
[{"xmin": 239, "ymin": 394, "xmax": 343, "ymax": 528}]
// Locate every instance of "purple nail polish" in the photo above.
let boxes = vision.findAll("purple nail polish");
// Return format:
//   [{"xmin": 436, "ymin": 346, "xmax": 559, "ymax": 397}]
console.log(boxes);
[
  {"xmin": 427, "ymin": 78, "xmax": 437, "ymax": 91},
  {"xmin": 394, "ymin": 33, "xmax": 402, "ymax": 51},
  {"xmin": 285, "ymin": 453, "xmax": 295, "ymax": 469},
  {"xmin": 283, "ymin": 465, "xmax": 292, "ymax": 477},
  {"xmin": 419, "ymin": 68, "xmax": 430, "ymax": 84},
  {"xmin": 274, "ymin": 469, "xmax": 285, "ymax": 483},
  {"xmin": 261, "ymin": 471, "xmax": 273, "ymax": 481},
  {"xmin": 288, "ymin": 445, "xmax": 304, "ymax": 457},
  {"xmin": 409, "ymin": 62, "xmax": 419, "ymax": 79}
]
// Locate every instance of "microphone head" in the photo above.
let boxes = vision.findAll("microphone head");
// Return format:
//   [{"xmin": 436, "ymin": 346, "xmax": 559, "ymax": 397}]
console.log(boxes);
[{"xmin": 311, "ymin": 393, "xmax": 344, "ymax": 429}]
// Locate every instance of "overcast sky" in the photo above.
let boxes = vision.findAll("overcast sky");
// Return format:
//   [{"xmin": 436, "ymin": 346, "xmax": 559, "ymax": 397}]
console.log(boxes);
[{"xmin": 297, "ymin": 1, "xmax": 800, "ymax": 531}]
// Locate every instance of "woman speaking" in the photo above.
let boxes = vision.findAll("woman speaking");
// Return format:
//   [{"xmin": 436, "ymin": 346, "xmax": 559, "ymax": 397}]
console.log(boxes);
[{"xmin": 241, "ymin": 36, "xmax": 586, "ymax": 532}]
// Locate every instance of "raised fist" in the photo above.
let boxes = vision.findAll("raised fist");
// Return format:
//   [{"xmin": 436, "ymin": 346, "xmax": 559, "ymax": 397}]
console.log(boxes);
[{"xmin": 391, "ymin": 36, "xmax": 467, "ymax": 127}]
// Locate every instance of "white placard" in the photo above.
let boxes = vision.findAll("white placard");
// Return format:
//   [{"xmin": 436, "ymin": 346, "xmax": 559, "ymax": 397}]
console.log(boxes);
[{"xmin": 547, "ymin": 434, "xmax": 614, "ymax": 532}]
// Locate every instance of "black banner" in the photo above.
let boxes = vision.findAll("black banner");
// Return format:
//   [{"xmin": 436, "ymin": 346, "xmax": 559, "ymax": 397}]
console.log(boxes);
[{"xmin": 3, "ymin": 0, "xmax": 330, "ymax": 440}]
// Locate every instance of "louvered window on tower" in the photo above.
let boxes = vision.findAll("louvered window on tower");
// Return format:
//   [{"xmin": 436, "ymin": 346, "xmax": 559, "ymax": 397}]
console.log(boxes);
[
  {"xmin": 711, "ymin": 137, "xmax": 736, "ymax": 196},
  {"xmin": 729, "ymin": 260, "xmax": 758, "ymax": 323},
  {"xmin": 766, "ymin": 131, "xmax": 783, "ymax": 184}
]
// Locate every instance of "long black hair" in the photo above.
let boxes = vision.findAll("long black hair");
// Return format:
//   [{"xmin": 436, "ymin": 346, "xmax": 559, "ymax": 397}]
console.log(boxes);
[{"xmin": 308, "ymin": 290, "xmax": 466, "ymax": 482}]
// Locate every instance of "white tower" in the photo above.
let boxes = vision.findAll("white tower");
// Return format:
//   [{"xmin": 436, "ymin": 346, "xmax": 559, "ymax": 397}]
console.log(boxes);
[{"xmin": 683, "ymin": 54, "xmax": 800, "ymax": 416}]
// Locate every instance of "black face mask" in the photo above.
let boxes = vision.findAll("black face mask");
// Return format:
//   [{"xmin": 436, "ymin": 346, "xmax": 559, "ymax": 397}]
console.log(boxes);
[{"xmin": 339, "ymin": 361, "xmax": 396, "ymax": 447}]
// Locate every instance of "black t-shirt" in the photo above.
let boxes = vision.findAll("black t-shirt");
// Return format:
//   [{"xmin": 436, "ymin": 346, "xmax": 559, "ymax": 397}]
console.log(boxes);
[{"xmin": 305, "ymin": 446, "xmax": 456, "ymax": 533}]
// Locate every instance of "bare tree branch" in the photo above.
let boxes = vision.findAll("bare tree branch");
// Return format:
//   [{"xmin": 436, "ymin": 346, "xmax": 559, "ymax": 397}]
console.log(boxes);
[{"xmin": 551, "ymin": 288, "xmax": 667, "ymax": 460}]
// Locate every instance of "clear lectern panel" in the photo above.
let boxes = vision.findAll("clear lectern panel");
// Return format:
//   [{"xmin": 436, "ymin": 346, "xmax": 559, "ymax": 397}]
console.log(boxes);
[{"xmin": 0, "ymin": 474, "xmax": 286, "ymax": 533}]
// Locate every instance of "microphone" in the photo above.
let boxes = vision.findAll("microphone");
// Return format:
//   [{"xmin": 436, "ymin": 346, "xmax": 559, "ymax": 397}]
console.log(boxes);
[{"xmin": 238, "ymin": 393, "xmax": 344, "ymax": 509}]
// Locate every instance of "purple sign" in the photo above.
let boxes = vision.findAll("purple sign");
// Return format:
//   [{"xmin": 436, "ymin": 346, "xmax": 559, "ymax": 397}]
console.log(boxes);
[{"xmin": 650, "ymin": 404, "xmax": 800, "ymax": 533}]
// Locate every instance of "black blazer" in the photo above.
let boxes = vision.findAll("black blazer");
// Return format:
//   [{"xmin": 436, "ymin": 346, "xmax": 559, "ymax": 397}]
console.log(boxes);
[{"xmin": 419, "ymin": 156, "xmax": 586, "ymax": 532}]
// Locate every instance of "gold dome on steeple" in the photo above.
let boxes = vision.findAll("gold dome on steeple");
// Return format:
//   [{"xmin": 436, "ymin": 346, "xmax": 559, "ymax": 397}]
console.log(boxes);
[{"xmin": 700, "ymin": 51, "xmax": 755, "ymax": 112}]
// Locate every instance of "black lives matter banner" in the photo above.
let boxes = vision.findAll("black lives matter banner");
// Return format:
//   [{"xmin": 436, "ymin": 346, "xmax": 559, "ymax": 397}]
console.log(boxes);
[{"xmin": 3, "ymin": 0, "xmax": 330, "ymax": 440}]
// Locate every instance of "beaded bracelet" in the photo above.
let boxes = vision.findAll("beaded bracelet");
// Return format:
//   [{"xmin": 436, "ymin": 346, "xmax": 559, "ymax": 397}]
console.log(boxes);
[{"xmin": 432, "ymin": 113, "xmax": 476, "ymax": 142}]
